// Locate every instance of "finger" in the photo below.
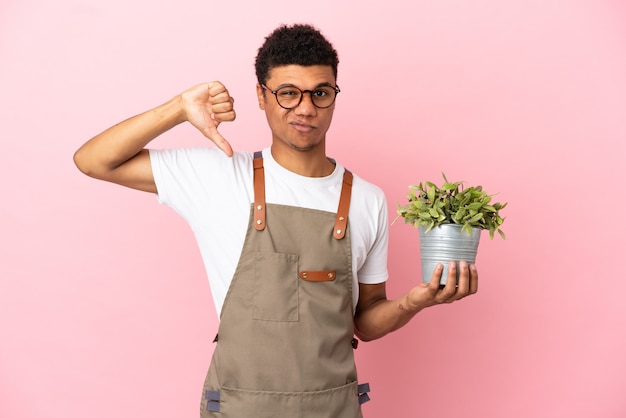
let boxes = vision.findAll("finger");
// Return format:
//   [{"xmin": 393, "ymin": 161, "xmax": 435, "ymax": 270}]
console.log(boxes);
[
  {"xmin": 469, "ymin": 264, "xmax": 478, "ymax": 295},
  {"xmin": 438, "ymin": 261, "xmax": 458, "ymax": 302},
  {"xmin": 208, "ymin": 85, "xmax": 233, "ymax": 109},
  {"xmin": 210, "ymin": 98, "xmax": 232, "ymax": 111},
  {"xmin": 455, "ymin": 260, "xmax": 470, "ymax": 296},
  {"xmin": 427, "ymin": 263, "xmax": 444, "ymax": 294},
  {"xmin": 211, "ymin": 96, "xmax": 236, "ymax": 121},
  {"xmin": 210, "ymin": 92, "xmax": 233, "ymax": 108},
  {"xmin": 212, "ymin": 109, "xmax": 237, "ymax": 123},
  {"xmin": 207, "ymin": 81, "xmax": 227, "ymax": 98},
  {"xmin": 201, "ymin": 125, "xmax": 234, "ymax": 157}
]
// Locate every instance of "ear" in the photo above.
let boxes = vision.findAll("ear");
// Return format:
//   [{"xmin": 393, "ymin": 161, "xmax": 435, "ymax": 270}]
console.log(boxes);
[{"xmin": 256, "ymin": 84, "xmax": 266, "ymax": 110}]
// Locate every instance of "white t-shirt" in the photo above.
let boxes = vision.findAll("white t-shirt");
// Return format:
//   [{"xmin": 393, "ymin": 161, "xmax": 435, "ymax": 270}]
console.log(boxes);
[{"xmin": 150, "ymin": 147, "xmax": 389, "ymax": 316}]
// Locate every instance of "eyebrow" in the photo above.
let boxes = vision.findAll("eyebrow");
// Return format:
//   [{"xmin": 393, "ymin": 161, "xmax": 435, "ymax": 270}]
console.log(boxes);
[{"xmin": 275, "ymin": 82, "xmax": 335, "ymax": 90}]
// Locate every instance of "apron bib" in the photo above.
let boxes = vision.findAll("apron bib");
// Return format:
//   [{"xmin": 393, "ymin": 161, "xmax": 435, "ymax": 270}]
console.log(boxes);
[{"xmin": 200, "ymin": 152, "xmax": 370, "ymax": 417}]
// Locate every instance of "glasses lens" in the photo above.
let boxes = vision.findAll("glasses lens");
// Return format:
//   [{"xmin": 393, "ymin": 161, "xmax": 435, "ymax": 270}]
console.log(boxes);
[
  {"xmin": 311, "ymin": 87, "xmax": 336, "ymax": 108},
  {"xmin": 276, "ymin": 87, "xmax": 302, "ymax": 108}
]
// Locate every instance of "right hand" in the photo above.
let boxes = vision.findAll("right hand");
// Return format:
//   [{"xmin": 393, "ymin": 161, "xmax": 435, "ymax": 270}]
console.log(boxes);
[{"xmin": 181, "ymin": 81, "xmax": 236, "ymax": 156}]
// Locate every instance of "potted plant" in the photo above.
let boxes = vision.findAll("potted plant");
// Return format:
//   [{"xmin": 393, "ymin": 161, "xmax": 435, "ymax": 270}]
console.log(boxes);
[{"xmin": 396, "ymin": 173, "xmax": 507, "ymax": 285}]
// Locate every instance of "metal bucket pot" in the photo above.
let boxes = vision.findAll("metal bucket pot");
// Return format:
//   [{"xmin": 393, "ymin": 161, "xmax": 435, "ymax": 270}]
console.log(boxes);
[{"xmin": 419, "ymin": 224, "xmax": 481, "ymax": 285}]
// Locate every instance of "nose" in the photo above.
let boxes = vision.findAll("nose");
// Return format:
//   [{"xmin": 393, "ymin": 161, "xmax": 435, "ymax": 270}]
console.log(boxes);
[{"xmin": 294, "ymin": 91, "xmax": 317, "ymax": 116}]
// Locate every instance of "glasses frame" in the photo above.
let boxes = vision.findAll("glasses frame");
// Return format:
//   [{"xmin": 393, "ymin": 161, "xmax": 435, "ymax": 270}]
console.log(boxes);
[{"xmin": 261, "ymin": 84, "xmax": 341, "ymax": 109}]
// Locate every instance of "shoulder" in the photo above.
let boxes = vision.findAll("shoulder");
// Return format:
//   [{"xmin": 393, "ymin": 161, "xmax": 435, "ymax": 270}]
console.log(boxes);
[
  {"xmin": 350, "ymin": 172, "xmax": 387, "ymax": 209},
  {"xmin": 346, "ymin": 170, "xmax": 388, "ymax": 237},
  {"xmin": 150, "ymin": 147, "xmax": 255, "ymax": 182},
  {"xmin": 149, "ymin": 147, "xmax": 255, "ymax": 200},
  {"xmin": 150, "ymin": 147, "xmax": 252, "ymax": 168}
]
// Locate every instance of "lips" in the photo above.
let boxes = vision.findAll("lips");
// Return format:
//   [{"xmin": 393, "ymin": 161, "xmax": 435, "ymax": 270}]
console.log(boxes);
[{"xmin": 290, "ymin": 121, "xmax": 315, "ymax": 132}]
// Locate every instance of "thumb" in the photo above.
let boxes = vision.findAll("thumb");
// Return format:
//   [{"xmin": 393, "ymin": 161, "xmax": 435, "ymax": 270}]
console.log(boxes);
[{"xmin": 201, "ymin": 124, "xmax": 234, "ymax": 157}]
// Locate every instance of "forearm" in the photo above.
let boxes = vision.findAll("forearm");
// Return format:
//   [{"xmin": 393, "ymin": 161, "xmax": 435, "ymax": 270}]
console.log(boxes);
[
  {"xmin": 354, "ymin": 292, "xmax": 420, "ymax": 342},
  {"xmin": 74, "ymin": 95, "xmax": 185, "ymax": 178},
  {"xmin": 354, "ymin": 263, "xmax": 478, "ymax": 342}
]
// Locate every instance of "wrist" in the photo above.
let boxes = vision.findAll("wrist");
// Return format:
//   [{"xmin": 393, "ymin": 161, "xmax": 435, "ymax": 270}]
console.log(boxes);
[
  {"xmin": 166, "ymin": 94, "xmax": 188, "ymax": 126},
  {"xmin": 398, "ymin": 292, "xmax": 421, "ymax": 315}
]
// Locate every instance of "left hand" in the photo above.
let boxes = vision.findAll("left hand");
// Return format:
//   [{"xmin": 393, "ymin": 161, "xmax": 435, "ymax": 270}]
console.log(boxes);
[{"xmin": 406, "ymin": 261, "xmax": 478, "ymax": 311}]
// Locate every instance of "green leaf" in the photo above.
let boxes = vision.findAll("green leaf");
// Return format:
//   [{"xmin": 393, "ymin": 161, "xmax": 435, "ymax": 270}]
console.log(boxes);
[
  {"xmin": 441, "ymin": 182, "xmax": 458, "ymax": 191},
  {"xmin": 467, "ymin": 213, "xmax": 484, "ymax": 223},
  {"xmin": 427, "ymin": 186, "xmax": 436, "ymax": 202}
]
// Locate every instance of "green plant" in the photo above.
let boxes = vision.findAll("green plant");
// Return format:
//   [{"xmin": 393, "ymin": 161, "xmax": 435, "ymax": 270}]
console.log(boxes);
[{"xmin": 397, "ymin": 173, "xmax": 507, "ymax": 239}]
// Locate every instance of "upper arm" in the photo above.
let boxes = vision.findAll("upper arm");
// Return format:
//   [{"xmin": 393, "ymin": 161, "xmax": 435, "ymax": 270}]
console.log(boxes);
[
  {"xmin": 107, "ymin": 149, "xmax": 157, "ymax": 193},
  {"xmin": 354, "ymin": 282, "xmax": 388, "ymax": 340},
  {"xmin": 356, "ymin": 282, "xmax": 388, "ymax": 315},
  {"xmin": 75, "ymin": 148, "xmax": 157, "ymax": 193}
]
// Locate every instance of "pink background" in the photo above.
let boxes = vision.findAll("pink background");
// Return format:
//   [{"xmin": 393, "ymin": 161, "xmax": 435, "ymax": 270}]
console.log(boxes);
[{"xmin": 2, "ymin": 0, "xmax": 625, "ymax": 417}]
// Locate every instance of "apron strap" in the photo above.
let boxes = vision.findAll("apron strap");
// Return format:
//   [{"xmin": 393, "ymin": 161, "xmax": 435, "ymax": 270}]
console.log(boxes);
[
  {"xmin": 333, "ymin": 169, "xmax": 353, "ymax": 240},
  {"xmin": 253, "ymin": 151, "xmax": 266, "ymax": 231},
  {"xmin": 252, "ymin": 151, "xmax": 354, "ymax": 240}
]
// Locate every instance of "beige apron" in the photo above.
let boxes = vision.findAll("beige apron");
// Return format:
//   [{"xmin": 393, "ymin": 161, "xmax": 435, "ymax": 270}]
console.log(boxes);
[{"xmin": 200, "ymin": 152, "xmax": 370, "ymax": 417}]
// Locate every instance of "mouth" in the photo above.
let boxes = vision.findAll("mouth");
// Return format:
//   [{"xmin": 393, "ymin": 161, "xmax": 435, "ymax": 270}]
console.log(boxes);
[{"xmin": 290, "ymin": 121, "xmax": 315, "ymax": 133}]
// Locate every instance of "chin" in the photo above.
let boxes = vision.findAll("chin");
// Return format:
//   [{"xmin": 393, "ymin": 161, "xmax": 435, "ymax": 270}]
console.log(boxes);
[{"xmin": 289, "ymin": 143, "xmax": 317, "ymax": 152}]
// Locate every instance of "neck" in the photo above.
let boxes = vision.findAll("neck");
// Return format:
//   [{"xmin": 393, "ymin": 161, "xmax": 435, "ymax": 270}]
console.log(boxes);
[{"xmin": 270, "ymin": 144, "xmax": 335, "ymax": 177}]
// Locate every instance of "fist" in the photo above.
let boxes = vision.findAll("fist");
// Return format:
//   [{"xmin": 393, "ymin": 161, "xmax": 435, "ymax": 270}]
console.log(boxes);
[{"xmin": 182, "ymin": 81, "xmax": 236, "ymax": 156}]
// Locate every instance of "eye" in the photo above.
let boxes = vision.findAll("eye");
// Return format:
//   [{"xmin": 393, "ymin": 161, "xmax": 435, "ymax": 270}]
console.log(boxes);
[
  {"xmin": 278, "ymin": 88, "xmax": 300, "ymax": 97},
  {"xmin": 313, "ymin": 89, "xmax": 330, "ymax": 97}
]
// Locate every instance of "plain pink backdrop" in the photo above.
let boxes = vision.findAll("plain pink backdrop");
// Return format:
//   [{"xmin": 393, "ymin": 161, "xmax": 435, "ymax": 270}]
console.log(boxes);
[{"xmin": 2, "ymin": 0, "xmax": 625, "ymax": 417}]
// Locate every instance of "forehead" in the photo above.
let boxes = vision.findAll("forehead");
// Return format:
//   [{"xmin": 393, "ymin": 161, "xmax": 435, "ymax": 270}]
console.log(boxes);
[{"xmin": 267, "ymin": 65, "xmax": 336, "ymax": 87}]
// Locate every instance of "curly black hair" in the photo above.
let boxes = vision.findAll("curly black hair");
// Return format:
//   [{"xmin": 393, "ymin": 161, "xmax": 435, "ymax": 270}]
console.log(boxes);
[{"xmin": 254, "ymin": 24, "xmax": 339, "ymax": 85}]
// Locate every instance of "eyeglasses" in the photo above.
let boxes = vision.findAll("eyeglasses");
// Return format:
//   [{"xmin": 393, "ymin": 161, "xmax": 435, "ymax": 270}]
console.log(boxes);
[{"xmin": 261, "ymin": 84, "xmax": 340, "ymax": 109}]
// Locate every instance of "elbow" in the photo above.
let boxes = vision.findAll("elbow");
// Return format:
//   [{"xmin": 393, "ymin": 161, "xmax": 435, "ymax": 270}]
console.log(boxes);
[
  {"xmin": 73, "ymin": 148, "xmax": 96, "ymax": 177},
  {"xmin": 354, "ymin": 325, "xmax": 386, "ymax": 343},
  {"xmin": 356, "ymin": 333, "xmax": 376, "ymax": 343},
  {"xmin": 73, "ymin": 147, "xmax": 109, "ymax": 179},
  {"xmin": 355, "ymin": 332, "xmax": 384, "ymax": 343},
  {"xmin": 73, "ymin": 149, "xmax": 88, "ymax": 174}
]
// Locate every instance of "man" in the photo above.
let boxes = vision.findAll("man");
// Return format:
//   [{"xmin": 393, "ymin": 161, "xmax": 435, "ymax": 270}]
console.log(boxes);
[{"xmin": 74, "ymin": 24, "xmax": 478, "ymax": 417}]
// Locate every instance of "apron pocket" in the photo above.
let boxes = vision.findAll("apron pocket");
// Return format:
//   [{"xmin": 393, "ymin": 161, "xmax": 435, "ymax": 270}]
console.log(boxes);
[
  {"xmin": 218, "ymin": 381, "xmax": 362, "ymax": 418},
  {"xmin": 253, "ymin": 252, "xmax": 299, "ymax": 322}
]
